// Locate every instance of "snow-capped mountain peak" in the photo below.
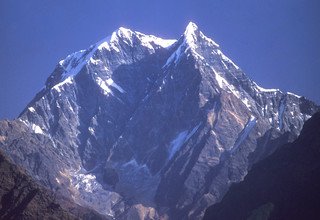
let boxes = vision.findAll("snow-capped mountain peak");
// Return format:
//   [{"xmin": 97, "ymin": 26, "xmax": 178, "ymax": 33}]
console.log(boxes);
[
  {"xmin": 3, "ymin": 22, "xmax": 318, "ymax": 220},
  {"xmin": 98, "ymin": 26, "xmax": 176, "ymax": 51},
  {"xmin": 183, "ymin": 22, "xmax": 219, "ymax": 48},
  {"xmin": 52, "ymin": 27, "xmax": 176, "ymax": 91},
  {"xmin": 184, "ymin": 21, "xmax": 199, "ymax": 38}
]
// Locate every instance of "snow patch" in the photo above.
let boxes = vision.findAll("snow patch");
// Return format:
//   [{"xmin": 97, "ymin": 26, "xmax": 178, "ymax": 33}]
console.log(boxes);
[
  {"xmin": 287, "ymin": 92, "xmax": 301, "ymax": 98},
  {"xmin": 107, "ymin": 78, "xmax": 125, "ymax": 93},
  {"xmin": 56, "ymin": 27, "xmax": 175, "ymax": 91},
  {"xmin": 164, "ymin": 22, "xmax": 214, "ymax": 68},
  {"xmin": 31, "ymin": 124, "xmax": 44, "ymax": 135},
  {"xmin": 90, "ymin": 57, "xmax": 102, "ymax": 65},
  {"xmin": 137, "ymin": 31, "xmax": 176, "ymax": 50},
  {"xmin": 19, "ymin": 119, "xmax": 29, "ymax": 126},
  {"xmin": 242, "ymin": 97, "xmax": 251, "ymax": 108},
  {"xmin": 213, "ymin": 69, "xmax": 251, "ymax": 108},
  {"xmin": 163, "ymin": 43, "xmax": 184, "ymax": 68},
  {"xmin": 168, "ymin": 123, "xmax": 201, "ymax": 160},
  {"xmin": 52, "ymin": 77, "xmax": 73, "ymax": 92},
  {"xmin": 88, "ymin": 127, "xmax": 95, "ymax": 135},
  {"xmin": 59, "ymin": 47, "xmax": 96, "ymax": 80},
  {"xmin": 214, "ymin": 71, "xmax": 229, "ymax": 89},
  {"xmin": 28, "ymin": 107, "xmax": 35, "ymax": 113},
  {"xmin": 254, "ymin": 82, "xmax": 280, "ymax": 93},
  {"xmin": 230, "ymin": 116, "xmax": 257, "ymax": 153},
  {"xmin": 73, "ymin": 173, "xmax": 98, "ymax": 193},
  {"xmin": 96, "ymin": 77, "xmax": 112, "ymax": 95},
  {"xmin": 96, "ymin": 77, "xmax": 125, "ymax": 95}
]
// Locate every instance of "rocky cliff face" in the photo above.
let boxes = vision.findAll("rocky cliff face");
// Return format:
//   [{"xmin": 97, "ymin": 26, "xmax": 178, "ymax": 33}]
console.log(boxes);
[
  {"xmin": 204, "ymin": 111, "xmax": 320, "ymax": 220},
  {"xmin": 0, "ymin": 148, "xmax": 107, "ymax": 220},
  {"xmin": 0, "ymin": 22, "xmax": 318, "ymax": 219}
]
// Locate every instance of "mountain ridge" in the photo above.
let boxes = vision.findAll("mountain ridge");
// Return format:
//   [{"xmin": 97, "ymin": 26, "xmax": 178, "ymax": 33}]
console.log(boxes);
[
  {"xmin": 1, "ymin": 22, "xmax": 318, "ymax": 219},
  {"xmin": 204, "ymin": 111, "xmax": 320, "ymax": 220}
]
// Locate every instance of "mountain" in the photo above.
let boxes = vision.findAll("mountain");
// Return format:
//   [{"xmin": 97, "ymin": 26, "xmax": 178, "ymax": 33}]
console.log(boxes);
[
  {"xmin": 0, "ymin": 148, "xmax": 106, "ymax": 220},
  {"xmin": 203, "ymin": 111, "xmax": 320, "ymax": 220},
  {"xmin": 0, "ymin": 22, "xmax": 318, "ymax": 219}
]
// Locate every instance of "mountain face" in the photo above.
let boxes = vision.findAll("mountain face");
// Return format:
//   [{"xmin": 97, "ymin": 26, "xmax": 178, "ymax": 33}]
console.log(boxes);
[
  {"xmin": 0, "ymin": 22, "xmax": 318, "ymax": 219},
  {"xmin": 0, "ymin": 148, "xmax": 106, "ymax": 220},
  {"xmin": 203, "ymin": 111, "xmax": 320, "ymax": 220}
]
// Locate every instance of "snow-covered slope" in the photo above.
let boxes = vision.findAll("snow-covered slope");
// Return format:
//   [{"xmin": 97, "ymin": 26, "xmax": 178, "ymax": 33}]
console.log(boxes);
[{"xmin": 0, "ymin": 22, "xmax": 318, "ymax": 220}]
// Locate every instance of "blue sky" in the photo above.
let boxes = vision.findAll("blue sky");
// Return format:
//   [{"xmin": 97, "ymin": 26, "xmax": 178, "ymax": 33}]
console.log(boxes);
[{"xmin": 0, "ymin": 0, "xmax": 319, "ymax": 119}]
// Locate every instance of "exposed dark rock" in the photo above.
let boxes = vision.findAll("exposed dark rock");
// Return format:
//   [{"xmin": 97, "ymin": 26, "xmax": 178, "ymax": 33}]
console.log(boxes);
[
  {"xmin": 0, "ymin": 149, "xmax": 107, "ymax": 220},
  {"xmin": 204, "ymin": 112, "xmax": 320, "ymax": 220},
  {"xmin": 0, "ymin": 22, "xmax": 319, "ymax": 219}
]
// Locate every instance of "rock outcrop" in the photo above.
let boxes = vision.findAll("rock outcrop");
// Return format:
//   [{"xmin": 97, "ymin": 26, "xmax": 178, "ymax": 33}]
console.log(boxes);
[
  {"xmin": 0, "ymin": 22, "xmax": 318, "ymax": 219},
  {"xmin": 204, "ymin": 111, "xmax": 320, "ymax": 220}
]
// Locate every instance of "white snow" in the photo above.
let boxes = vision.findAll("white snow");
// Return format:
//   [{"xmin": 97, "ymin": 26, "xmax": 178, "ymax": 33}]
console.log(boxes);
[
  {"xmin": 118, "ymin": 27, "xmax": 133, "ymax": 45},
  {"xmin": 149, "ymin": 37, "xmax": 176, "ymax": 48},
  {"xmin": 28, "ymin": 107, "xmax": 35, "ymax": 113},
  {"xmin": 213, "ymin": 69, "xmax": 228, "ymax": 89},
  {"xmin": 98, "ymin": 27, "xmax": 175, "ymax": 53},
  {"xmin": 97, "ymin": 33, "xmax": 120, "ymax": 52},
  {"xmin": 90, "ymin": 57, "xmax": 102, "ymax": 65},
  {"xmin": 137, "ymin": 31, "xmax": 176, "ymax": 50},
  {"xmin": 96, "ymin": 77, "xmax": 112, "ymax": 95},
  {"xmin": 216, "ymin": 49, "xmax": 239, "ymax": 70},
  {"xmin": 242, "ymin": 97, "xmax": 251, "ymax": 108},
  {"xmin": 163, "ymin": 43, "xmax": 184, "ymax": 68},
  {"xmin": 107, "ymin": 78, "xmax": 125, "ymax": 93},
  {"xmin": 163, "ymin": 22, "xmax": 211, "ymax": 68},
  {"xmin": 287, "ymin": 92, "xmax": 301, "ymax": 98},
  {"xmin": 73, "ymin": 173, "xmax": 98, "ymax": 193},
  {"xmin": 168, "ymin": 131, "xmax": 188, "ymax": 161},
  {"xmin": 213, "ymin": 68, "xmax": 251, "ymax": 108},
  {"xmin": 221, "ymin": 61, "xmax": 228, "ymax": 69},
  {"xmin": 19, "ymin": 119, "xmax": 29, "ymax": 126},
  {"xmin": 69, "ymin": 106, "xmax": 74, "ymax": 112},
  {"xmin": 88, "ymin": 127, "xmax": 95, "ymax": 135},
  {"xmin": 59, "ymin": 48, "xmax": 96, "ymax": 80},
  {"xmin": 96, "ymin": 77, "xmax": 125, "ymax": 95},
  {"xmin": 305, "ymin": 114, "xmax": 312, "ymax": 120},
  {"xmin": 31, "ymin": 124, "xmax": 44, "ymax": 135},
  {"xmin": 254, "ymin": 82, "xmax": 280, "ymax": 93},
  {"xmin": 184, "ymin": 22, "xmax": 198, "ymax": 45},
  {"xmin": 52, "ymin": 77, "xmax": 73, "ymax": 92},
  {"xmin": 230, "ymin": 116, "xmax": 257, "ymax": 153},
  {"xmin": 167, "ymin": 123, "xmax": 201, "ymax": 160},
  {"xmin": 55, "ymin": 26, "xmax": 176, "ymax": 92}
]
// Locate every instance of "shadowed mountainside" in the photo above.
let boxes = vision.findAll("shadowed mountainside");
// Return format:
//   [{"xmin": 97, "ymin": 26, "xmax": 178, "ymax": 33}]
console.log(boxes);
[
  {"xmin": 204, "ymin": 111, "xmax": 320, "ymax": 220},
  {"xmin": 0, "ymin": 149, "xmax": 107, "ymax": 220}
]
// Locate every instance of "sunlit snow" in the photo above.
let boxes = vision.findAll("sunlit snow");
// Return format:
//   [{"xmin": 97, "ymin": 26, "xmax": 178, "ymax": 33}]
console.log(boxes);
[
  {"xmin": 96, "ymin": 77, "xmax": 125, "ymax": 95},
  {"xmin": 28, "ymin": 107, "xmax": 35, "ymax": 113},
  {"xmin": 230, "ymin": 116, "xmax": 257, "ymax": 153},
  {"xmin": 52, "ymin": 77, "xmax": 73, "ymax": 92},
  {"xmin": 287, "ymin": 92, "xmax": 301, "ymax": 98},
  {"xmin": 31, "ymin": 124, "xmax": 44, "ymax": 135}
]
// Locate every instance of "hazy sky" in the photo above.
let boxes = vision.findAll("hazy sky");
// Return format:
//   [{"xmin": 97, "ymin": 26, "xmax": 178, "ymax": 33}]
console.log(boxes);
[{"xmin": 1, "ymin": 0, "xmax": 319, "ymax": 119}]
